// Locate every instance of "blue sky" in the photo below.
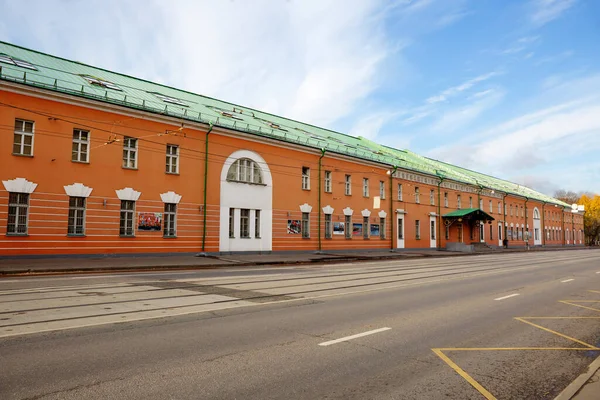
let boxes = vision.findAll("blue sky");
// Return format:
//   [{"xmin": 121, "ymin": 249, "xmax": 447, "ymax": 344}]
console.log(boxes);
[{"xmin": 1, "ymin": 0, "xmax": 599, "ymax": 195}]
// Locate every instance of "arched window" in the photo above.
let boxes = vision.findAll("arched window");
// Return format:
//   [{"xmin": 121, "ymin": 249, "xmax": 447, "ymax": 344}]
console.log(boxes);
[
  {"xmin": 227, "ymin": 158, "xmax": 263, "ymax": 184},
  {"xmin": 533, "ymin": 208, "xmax": 540, "ymax": 219}
]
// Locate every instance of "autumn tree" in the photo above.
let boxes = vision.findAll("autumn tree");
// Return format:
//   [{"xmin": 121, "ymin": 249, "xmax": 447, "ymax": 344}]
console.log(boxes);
[{"xmin": 578, "ymin": 194, "xmax": 600, "ymax": 246}]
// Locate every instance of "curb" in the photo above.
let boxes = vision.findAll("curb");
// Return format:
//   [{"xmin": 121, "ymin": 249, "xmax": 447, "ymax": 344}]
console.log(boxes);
[
  {"xmin": 0, "ymin": 247, "xmax": 590, "ymax": 277},
  {"xmin": 555, "ymin": 355, "xmax": 600, "ymax": 400}
]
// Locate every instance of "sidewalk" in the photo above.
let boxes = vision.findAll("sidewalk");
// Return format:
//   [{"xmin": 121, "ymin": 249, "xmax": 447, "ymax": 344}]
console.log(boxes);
[
  {"xmin": 0, "ymin": 246, "xmax": 590, "ymax": 276},
  {"xmin": 0, "ymin": 249, "xmax": 462, "ymax": 275}
]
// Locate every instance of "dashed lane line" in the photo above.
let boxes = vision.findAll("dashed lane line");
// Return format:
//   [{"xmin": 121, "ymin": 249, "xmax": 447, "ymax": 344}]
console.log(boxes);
[
  {"xmin": 494, "ymin": 293, "xmax": 520, "ymax": 301},
  {"xmin": 561, "ymin": 279, "xmax": 575, "ymax": 283},
  {"xmin": 318, "ymin": 327, "xmax": 391, "ymax": 346}
]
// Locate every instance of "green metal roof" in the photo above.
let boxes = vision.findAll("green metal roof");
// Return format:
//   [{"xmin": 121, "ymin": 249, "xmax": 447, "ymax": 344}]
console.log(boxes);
[
  {"xmin": 0, "ymin": 40, "xmax": 569, "ymax": 208},
  {"xmin": 443, "ymin": 208, "xmax": 494, "ymax": 221}
]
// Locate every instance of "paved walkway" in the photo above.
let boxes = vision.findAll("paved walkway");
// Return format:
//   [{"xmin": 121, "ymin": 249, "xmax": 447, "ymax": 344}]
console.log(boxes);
[{"xmin": 0, "ymin": 246, "xmax": 589, "ymax": 275}]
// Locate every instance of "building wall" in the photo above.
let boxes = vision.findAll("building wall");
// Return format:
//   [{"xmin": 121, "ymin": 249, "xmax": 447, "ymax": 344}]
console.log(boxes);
[{"xmin": 0, "ymin": 88, "xmax": 585, "ymax": 256}]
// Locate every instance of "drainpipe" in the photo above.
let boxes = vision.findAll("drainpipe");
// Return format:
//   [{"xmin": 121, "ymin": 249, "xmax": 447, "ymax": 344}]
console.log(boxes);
[
  {"xmin": 524, "ymin": 197, "xmax": 529, "ymax": 249},
  {"xmin": 541, "ymin": 202, "xmax": 546, "ymax": 247},
  {"xmin": 200, "ymin": 122, "xmax": 214, "ymax": 254},
  {"xmin": 561, "ymin": 206, "xmax": 565, "ymax": 246},
  {"xmin": 502, "ymin": 192, "xmax": 508, "ymax": 242},
  {"xmin": 389, "ymin": 165, "xmax": 398, "ymax": 251},
  {"xmin": 317, "ymin": 148, "xmax": 326, "ymax": 253},
  {"xmin": 436, "ymin": 173, "xmax": 445, "ymax": 250}
]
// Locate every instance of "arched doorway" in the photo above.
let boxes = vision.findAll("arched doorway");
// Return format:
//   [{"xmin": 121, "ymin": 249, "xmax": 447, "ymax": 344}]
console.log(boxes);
[
  {"xmin": 219, "ymin": 150, "xmax": 273, "ymax": 252},
  {"xmin": 533, "ymin": 207, "xmax": 541, "ymax": 245}
]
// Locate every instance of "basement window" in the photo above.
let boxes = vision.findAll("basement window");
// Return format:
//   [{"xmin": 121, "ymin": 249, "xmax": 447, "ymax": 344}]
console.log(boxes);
[
  {"xmin": 0, "ymin": 54, "xmax": 38, "ymax": 70},
  {"xmin": 151, "ymin": 92, "xmax": 189, "ymax": 107},
  {"xmin": 81, "ymin": 75, "xmax": 122, "ymax": 91}
]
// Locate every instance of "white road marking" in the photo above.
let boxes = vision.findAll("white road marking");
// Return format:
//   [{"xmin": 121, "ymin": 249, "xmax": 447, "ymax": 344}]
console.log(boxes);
[
  {"xmin": 596, "ymin": 272, "xmax": 600, "ymax": 274},
  {"xmin": 561, "ymin": 279, "xmax": 575, "ymax": 283},
  {"xmin": 494, "ymin": 293, "xmax": 520, "ymax": 301},
  {"xmin": 318, "ymin": 327, "xmax": 391, "ymax": 346}
]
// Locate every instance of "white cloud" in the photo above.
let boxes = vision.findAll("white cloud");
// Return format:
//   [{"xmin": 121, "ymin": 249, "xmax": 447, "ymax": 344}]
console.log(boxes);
[
  {"xmin": 425, "ymin": 71, "xmax": 499, "ymax": 104},
  {"xmin": 427, "ymin": 73, "xmax": 600, "ymax": 194},
  {"xmin": 0, "ymin": 0, "xmax": 392, "ymax": 129},
  {"xmin": 430, "ymin": 88, "xmax": 505, "ymax": 132},
  {"xmin": 348, "ymin": 111, "xmax": 400, "ymax": 140},
  {"xmin": 530, "ymin": 0, "xmax": 576, "ymax": 25}
]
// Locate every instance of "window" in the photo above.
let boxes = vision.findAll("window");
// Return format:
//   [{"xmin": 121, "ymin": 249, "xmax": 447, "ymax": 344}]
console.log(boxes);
[
  {"xmin": 68, "ymin": 197, "xmax": 86, "ymax": 235},
  {"xmin": 498, "ymin": 202, "xmax": 502, "ymax": 214},
  {"xmin": 504, "ymin": 204, "xmax": 507, "ymax": 215},
  {"xmin": 479, "ymin": 199, "xmax": 483, "ymax": 210},
  {"xmin": 415, "ymin": 220, "xmax": 421, "ymax": 239},
  {"xmin": 445, "ymin": 225, "xmax": 450, "ymax": 240},
  {"xmin": 430, "ymin": 220, "xmax": 435, "ymax": 240},
  {"xmin": 380, "ymin": 217, "xmax": 386, "ymax": 239},
  {"xmin": 150, "ymin": 92, "xmax": 188, "ymax": 107},
  {"xmin": 363, "ymin": 216, "xmax": 369, "ymax": 239},
  {"xmin": 430, "ymin": 189, "xmax": 435, "ymax": 205},
  {"xmin": 72, "ymin": 129, "xmax": 89, "ymax": 162},
  {"xmin": 13, "ymin": 119, "xmax": 34, "ymax": 156},
  {"xmin": 490, "ymin": 224, "xmax": 493, "ymax": 240},
  {"xmin": 7, "ymin": 193, "xmax": 29, "ymax": 235},
  {"xmin": 163, "ymin": 203, "xmax": 177, "ymax": 237},
  {"xmin": 227, "ymin": 158, "xmax": 263, "ymax": 184},
  {"xmin": 229, "ymin": 208, "xmax": 235, "ymax": 238},
  {"xmin": 240, "ymin": 209, "xmax": 250, "ymax": 238},
  {"xmin": 398, "ymin": 218, "xmax": 403, "ymax": 239},
  {"xmin": 302, "ymin": 167, "xmax": 310, "ymax": 190},
  {"xmin": 345, "ymin": 175, "xmax": 352, "ymax": 196},
  {"xmin": 415, "ymin": 187, "xmax": 420, "ymax": 204},
  {"xmin": 119, "ymin": 200, "xmax": 135, "ymax": 236},
  {"xmin": 510, "ymin": 205, "xmax": 513, "ymax": 216},
  {"xmin": 81, "ymin": 75, "xmax": 121, "ymax": 91},
  {"xmin": 166, "ymin": 144, "xmax": 179, "ymax": 174},
  {"xmin": 489, "ymin": 200, "xmax": 493, "ymax": 213},
  {"xmin": 302, "ymin": 212, "xmax": 310, "ymax": 238},
  {"xmin": 255, "ymin": 210, "xmax": 261, "ymax": 238},
  {"xmin": 122, "ymin": 137, "xmax": 137, "ymax": 169},
  {"xmin": 0, "ymin": 54, "xmax": 38, "ymax": 70},
  {"xmin": 325, "ymin": 214, "xmax": 332, "ymax": 239},
  {"xmin": 444, "ymin": 192, "xmax": 448, "ymax": 207},
  {"xmin": 397, "ymin": 183, "xmax": 403, "ymax": 201},
  {"xmin": 240, "ymin": 208, "xmax": 250, "ymax": 238},
  {"xmin": 457, "ymin": 195, "xmax": 462, "ymax": 209},
  {"xmin": 363, "ymin": 178, "xmax": 369, "ymax": 197},
  {"xmin": 345, "ymin": 215, "xmax": 352, "ymax": 239},
  {"xmin": 379, "ymin": 181, "xmax": 385, "ymax": 199},
  {"xmin": 469, "ymin": 196, "xmax": 473, "ymax": 208},
  {"xmin": 324, "ymin": 171, "xmax": 332, "ymax": 193}
]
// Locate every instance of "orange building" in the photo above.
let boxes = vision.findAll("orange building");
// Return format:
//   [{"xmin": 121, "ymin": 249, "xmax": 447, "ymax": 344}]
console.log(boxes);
[{"xmin": 0, "ymin": 41, "xmax": 585, "ymax": 257}]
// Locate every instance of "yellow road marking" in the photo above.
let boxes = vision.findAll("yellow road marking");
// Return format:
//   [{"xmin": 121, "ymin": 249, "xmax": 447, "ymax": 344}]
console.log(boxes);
[
  {"xmin": 517, "ymin": 317, "xmax": 600, "ymax": 319},
  {"xmin": 559, "ymin": 300, "xmax": 600, "ymax": 312},
  {"xmin": 560, "ymin": 300, "xmax": 600, "ymax": 303},
  {"xmin": 515, "ymin": 317, "xmax": 597, "ymax": 348},
  {"xmin": 436, "ymin": 347, "xmax": 595, "ymax": 351},
  {"xmin": 432, "ymin": 349, "xmax": 497, "ymax": 400}
]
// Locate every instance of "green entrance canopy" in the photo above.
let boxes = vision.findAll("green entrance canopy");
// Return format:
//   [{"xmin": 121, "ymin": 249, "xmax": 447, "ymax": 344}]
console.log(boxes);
[{"xmin": 442, "ymin": 208, "xmax": 495, "ymax": 222}]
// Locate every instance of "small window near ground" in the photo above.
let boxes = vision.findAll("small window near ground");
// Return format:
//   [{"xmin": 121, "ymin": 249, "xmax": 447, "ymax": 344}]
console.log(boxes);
[
  {"xmin": 119, "ymin": 200, "xmax": 135, "ymax": 236},
  {"xmin": 164, "ymin": 203, "xmax": 177, "ymax": 237},
  {"xmin": 7, "ymin": 192, "xmax": 29, "ymax": 235},
  {"xmin": 68, "ymin": 197, "xmax": 86, "ymax": 235}
]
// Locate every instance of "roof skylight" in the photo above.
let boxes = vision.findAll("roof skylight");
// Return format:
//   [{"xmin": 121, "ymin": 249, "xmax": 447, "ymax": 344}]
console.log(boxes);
[
  {"xmin": 81, "ymin": 75, "xmax": 122, "ymax": 91},
  {"xmin": 0, "ymin": 54, "xmax": 38, "ymax": 70},
  {"xmin": 151, "ymin": 92, "xmax": 188, "ymax": 107}
]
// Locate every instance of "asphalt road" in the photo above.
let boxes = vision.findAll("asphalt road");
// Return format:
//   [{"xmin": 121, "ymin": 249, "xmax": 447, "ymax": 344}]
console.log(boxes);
[{"xmin": 1, "ymin": 250, "xmax": 600, "ymax": 399}]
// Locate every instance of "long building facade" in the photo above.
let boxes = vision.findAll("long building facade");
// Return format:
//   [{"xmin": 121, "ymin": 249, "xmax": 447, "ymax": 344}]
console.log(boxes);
[{"xmin": 0, "ymin": 41, "xmax": 584, "ymax": 256}]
